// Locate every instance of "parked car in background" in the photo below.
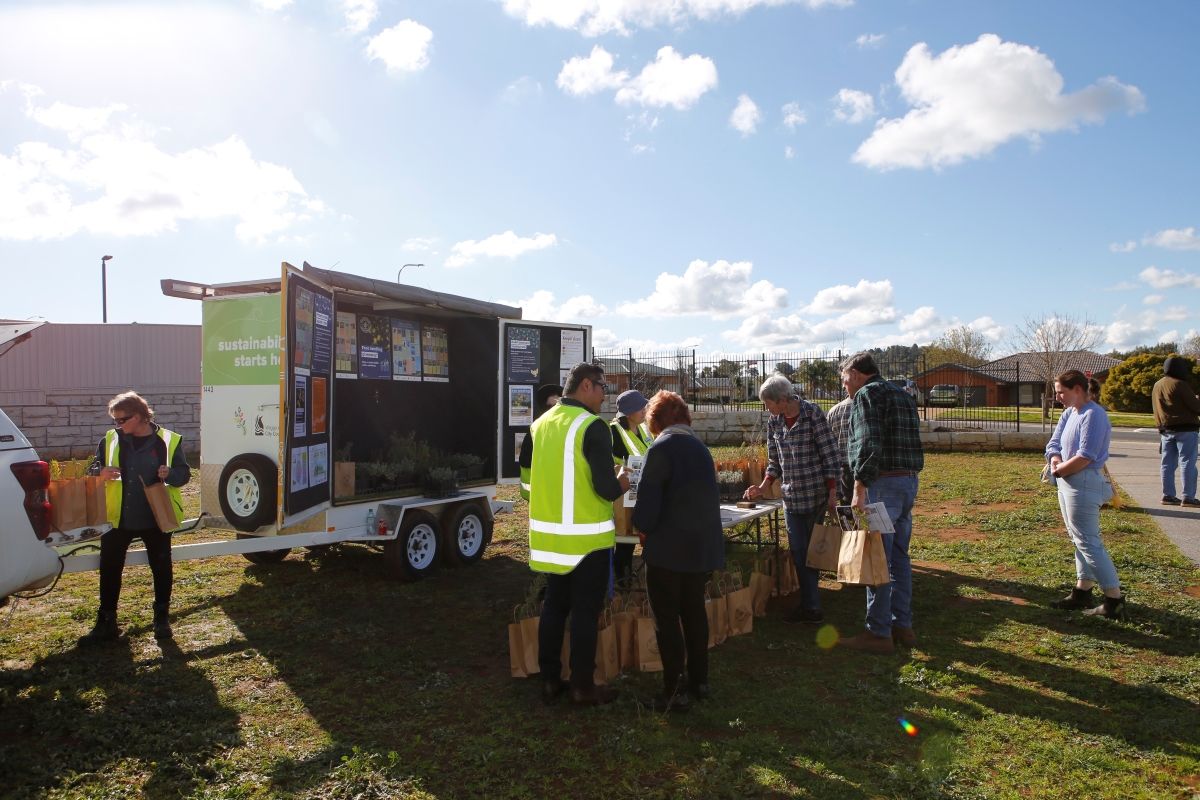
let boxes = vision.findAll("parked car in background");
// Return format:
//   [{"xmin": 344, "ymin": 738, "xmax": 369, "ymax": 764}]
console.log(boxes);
[
  {"xmin": 927, "ymin": 384, "xmax": 963, "ymax": 407},
  {"xmin": 887, "ymin": 378, "xmax": 924, "ymax": 405}
]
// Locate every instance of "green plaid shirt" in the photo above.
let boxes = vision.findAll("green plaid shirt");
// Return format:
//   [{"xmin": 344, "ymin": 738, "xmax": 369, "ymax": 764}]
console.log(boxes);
[{"xmin": 847, "ymin": 376, "xmax": 924, "ymax": 485}]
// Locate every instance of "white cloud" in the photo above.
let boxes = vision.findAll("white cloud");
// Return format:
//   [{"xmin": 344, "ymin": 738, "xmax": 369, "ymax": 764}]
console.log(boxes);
[
  {"xmin": 1143, "ymin": 227, "xmax": 1200, "ymax": 251},
  {"xmin": 832, "ymin": 89, "xmax": 876, "ymax": 123},
  {"xmin": 1160, "ymin": 306, "xmax": 1190, "ymax": 322},
  {"xmin": 601, "ymin": 333, "xmax": 705, "ymax": 351},
  {"xmin": 617, "ymin": 259, "xmax": 787, "ymax": 319},
  {"xmin": 501, "ymin": 289, "xmax": 608, "ymax": 322},
  {"xmin": 1109, "ymin": 240, "xmax": 1137, "ymax": 253},
  {"xmin": 557, "ymin": 46, "xmax": 629, "ymax": 96},
  {"xmin": 501, "ymin": 0, "xmax": 852, "ymax": 37},
  {"xmin": 729, "ymin": 94, "xmax": 761, "ymax": 136},
  {"xmin": 502, "ymin": 76, "xmax": 544, "ymax": 104},
  {"xmin": 853, "ymin": 34, "xmax": 1145, "ymax": 171},
  {"xmin": 401, "ymin": 235, "xmax": 438, "ymax": 252},
  {"xmin": 781, "ymin": 101, "xmax": 807, "ymax": 130},
  {"xmin": 784, "ymin": 145, "xmax": 796, "ymax": 159},
  {"xmin": 366, "ymin": 20, "xmax": 433, "ymax": 74},
  {"xmin": 855, "ymin": 33, "xmax": 885, "ymax": 49},
  {"xmin": 341, "ymin": 0, "xmax": 378, "ymax": 34},
  {"xmin": 0, "ymin": 85, "xmax": 323, "ymax": 243},
  {"xmin": 558, "ymin": 45, "xmax": 717, "ymax": 110},
  {"xmin": 898, "ymin": 305, "xmax": 940, "ymax": 333},
  {"xmin": 1104, "ymin": 319, "xmax": 1160, "ymax": 350},
  {"xmin": 1143, "ymin": 294, "xmax": 1164, "ymax": 305},
  {"xmin": 444, "ymin": 230, "xmax": 557, "ymax": 268},
  {"xmin": 803, "ymin": 278, "xmax": 893, "ymax": 314},
  {"xmin": 1139, "ymin": 266, "xmax": 1200, "ymax": 289},
  {"xmin": 253, "ymin": 0, "xmax": 293, "ymax": 10}
]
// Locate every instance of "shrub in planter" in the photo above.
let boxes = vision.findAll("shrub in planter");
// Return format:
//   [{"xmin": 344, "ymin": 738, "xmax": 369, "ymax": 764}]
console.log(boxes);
[
  {"xmin": 423, "ymin": 467, "xmax": 459, "ymax": 498},
  {"xmin": 448, "ymin": 453, "xmax": 486, "ymax": 482},
  {"xmin": 716, "ymin": 470, "xmax": 746, "ymax": 503}
]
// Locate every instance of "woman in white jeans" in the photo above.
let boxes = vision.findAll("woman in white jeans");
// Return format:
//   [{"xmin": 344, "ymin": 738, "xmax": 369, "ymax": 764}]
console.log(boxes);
[{"xmin": 1045, "ymin": 369, "xmax": 1125, "ymax": 618}]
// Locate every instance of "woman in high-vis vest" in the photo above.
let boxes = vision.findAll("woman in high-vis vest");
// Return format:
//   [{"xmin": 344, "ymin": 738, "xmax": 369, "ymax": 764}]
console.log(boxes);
[
  {"xmin": 78, "ymin": 391, "xmax": 190, "ymax": 646},
  {"xmin": 610, "ymin": 389, "xmax": 652, "ymax": 582}
]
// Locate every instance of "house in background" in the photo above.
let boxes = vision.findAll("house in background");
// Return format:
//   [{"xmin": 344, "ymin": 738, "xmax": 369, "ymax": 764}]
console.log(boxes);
[{"xmin": 913, "ymin": 350, "xmax": 1121, "ymax": 407}]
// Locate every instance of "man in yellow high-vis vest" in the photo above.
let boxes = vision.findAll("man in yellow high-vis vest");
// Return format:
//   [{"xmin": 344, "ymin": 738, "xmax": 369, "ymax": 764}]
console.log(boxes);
[{"xmin": 528, "ymin": 362, "xmax": 629, "ymax": 706}]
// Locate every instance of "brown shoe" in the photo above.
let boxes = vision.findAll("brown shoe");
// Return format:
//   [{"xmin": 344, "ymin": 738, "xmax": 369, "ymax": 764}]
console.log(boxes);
[
  {"xmin": 840, "ymin": 631, "xmax": 895, "ymax": 654},
  {"xmin": 570, "ymin": 685, "xmax": 618, "ymax": 707},
  {"xmin": 892, "ymin": 627, "xmax": 917, "ymax": 647}
]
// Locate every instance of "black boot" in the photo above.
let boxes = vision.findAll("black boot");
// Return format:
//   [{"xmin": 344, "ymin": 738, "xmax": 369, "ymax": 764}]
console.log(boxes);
[
  {"xmin": 1051, "ymin": 586, "xmax": 1096, "ymax": 610},
  {"xmin": 1083, "ymin": 594, "xmax": 1126, "ymax": 619},
  {"xmin": 78, "ymin": 610, "xmax": 119, "ymax": 646},
  {"xmin": 153, "ymin": 603, "xmax": 173, "ymax": 641}
]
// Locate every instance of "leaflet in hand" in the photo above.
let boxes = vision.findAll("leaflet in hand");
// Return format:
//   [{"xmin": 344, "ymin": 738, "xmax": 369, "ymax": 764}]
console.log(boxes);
[
  {"xmin": 623, "ymin": 454, "xmax": 644, "ymax": 507},
  {"xmin": 834, "ymin": 503, "xmax": 895, "ymax": 533}
]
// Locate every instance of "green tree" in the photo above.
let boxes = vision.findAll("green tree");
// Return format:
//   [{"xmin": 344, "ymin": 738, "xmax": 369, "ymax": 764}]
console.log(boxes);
[
  {"xmin": 774, "ymin": 361, "xmax": 795, "ymax": 379},
  {"xmin": 1102, "ymin": 353, "xmax": 1200, "ymax": 412}
]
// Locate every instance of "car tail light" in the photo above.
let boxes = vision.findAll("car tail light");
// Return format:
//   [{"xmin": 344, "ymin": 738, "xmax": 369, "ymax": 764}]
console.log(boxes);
[{"xmin": 11, "ymin": 460, "xmax": 51, "ymax": 541}]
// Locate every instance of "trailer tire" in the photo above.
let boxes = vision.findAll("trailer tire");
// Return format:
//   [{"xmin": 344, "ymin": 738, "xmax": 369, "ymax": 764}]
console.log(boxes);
[
  {"xmin": 236, "ymin": 533, "xmax": 291, "ymax": 564},
  {"xmin": 442, "ymin": 502, "xmax": 492, "ymax": 566},
  {"xmin": 219, "ymin": 454, "xmax": 277, "ymax": 532},
  {"xmin": 383, "ymin": 510, "xmax": 440, "ymax": 581}
]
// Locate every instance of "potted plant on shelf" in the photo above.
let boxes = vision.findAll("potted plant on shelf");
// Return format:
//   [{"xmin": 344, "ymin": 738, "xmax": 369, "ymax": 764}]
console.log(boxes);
[
  {"xmin": 334, "ymin": 441, "xmax": 355, "ymax": 498},
  {"xmin": 448, "ymin": 453, "xmax": 485, "ymax": 482},
  {"xmin": 423, "ymin": 466, "xmax": 459, "ymax": 498}
]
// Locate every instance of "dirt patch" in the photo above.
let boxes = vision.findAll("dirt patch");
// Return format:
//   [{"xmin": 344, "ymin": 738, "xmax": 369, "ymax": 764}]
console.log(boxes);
[
  {"xmin": 949, "ymin": 591, "xmax": 1030, "ymax": 607},
  {"xmin": 925, "ymin": 527, "xmax": 988, "ymax": 543},
  {"xmin": 1184, "ymin": 585, "xmax": 1200, "ymax": 599}
]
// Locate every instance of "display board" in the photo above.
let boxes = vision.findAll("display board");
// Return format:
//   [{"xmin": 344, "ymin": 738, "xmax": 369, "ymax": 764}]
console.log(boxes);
[
  {"xmin": 284, "ymin": 272, "xmax": 335, "ymax": 516},
  {"xmin": 499, "ymin": 321, "xmax": 591, "ymax": 479}
]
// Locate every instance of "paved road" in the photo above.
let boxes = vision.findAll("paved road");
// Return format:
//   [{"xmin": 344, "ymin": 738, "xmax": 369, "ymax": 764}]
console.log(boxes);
[{"xmin": 1105, "ymin": 432, "xmax": 1200, "ymax": 566}]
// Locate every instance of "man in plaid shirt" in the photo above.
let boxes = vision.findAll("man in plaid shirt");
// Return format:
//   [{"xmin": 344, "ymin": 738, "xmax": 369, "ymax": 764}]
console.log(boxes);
[
  {"xmin": 839, "ymin": 351, "xmax": 924, "ymax": 654},
  {"xmin": 745, "ymin": 374, "xmax": 841, "ymax": 624}
]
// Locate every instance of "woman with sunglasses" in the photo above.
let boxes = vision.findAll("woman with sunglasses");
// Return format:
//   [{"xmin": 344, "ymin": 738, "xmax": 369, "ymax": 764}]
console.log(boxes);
[{"xmin": 78, "ymin": 391, "xmax": 190, "ymax": 645}]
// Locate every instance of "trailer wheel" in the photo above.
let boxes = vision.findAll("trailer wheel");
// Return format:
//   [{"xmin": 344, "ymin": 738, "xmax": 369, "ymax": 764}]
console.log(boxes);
[
  {"xmin": 383, "ymin": 510, "xmax": 440, "ymax": 581},
  {"xmin": 219, "ymin": 454, "xmax": 278, "ymax": 532},
  {"xmin": 236, "ymin": 533, "xmax": 291, "ymax": 564},
  {"xmin": 442, "ymin": 502, "xmax": 492, "ymax": 566}
]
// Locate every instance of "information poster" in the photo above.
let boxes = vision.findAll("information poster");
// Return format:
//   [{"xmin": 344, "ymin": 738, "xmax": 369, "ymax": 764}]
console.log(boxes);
[
  {"xmin": 507, "ymin": 326, "xmax": 541, "ymax": 382},
  {"xmin": 311, "ymin": 376, "xmax": 327, "ymax": 434},
  {"xmin": 308, "ymin": 443, "xmax": 328, "ymax": 487},
  {"xmin": 290, "ymin": 447, "xmax": 309, "ymax": 492},
  {"xmin": 391, "ymin": 319, "xmax": 422, "ymax": 381},
  {"xmin": 293, "ymin": 286, "xmax": 314, "ymax": 372},
  {"xmin": 358, "ymin": 315, "xmax": 392, "ymax": 380},
  {"xmin": 311, "ymin": 294, "xmax": 333, "ymax": 376},
  {"xmin": 559, "ymin": 328, "xmax": 584, "ymax": 370},
  {"xmin": 508, "ymin": 384, "xmax": 534, "ymax": 426},
  {"xmin": 514, "ymin": 432, "xmax": 526, "ymax": 463},
  {"xmin": 335, "ymin": 311, "xmax": 358, "ymax": 377},
  {"xmin": 422, "ymin": 325, "xmax": 449, "ymax": 382},
  {"xmin": 293, "ymin": 375, "xmax": 308, "ymax": 437}
]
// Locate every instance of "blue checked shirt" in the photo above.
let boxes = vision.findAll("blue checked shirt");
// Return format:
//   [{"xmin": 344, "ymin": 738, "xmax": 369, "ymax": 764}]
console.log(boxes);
[{"xmin": 765, "ymin": 399, "xmax": 842, "ymax": 512}]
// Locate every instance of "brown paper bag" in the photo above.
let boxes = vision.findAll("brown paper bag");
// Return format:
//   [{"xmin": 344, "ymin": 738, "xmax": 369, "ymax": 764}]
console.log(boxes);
[
  {"xmin": 613, "ymin": 609, "xmax": 638, "ymax": 671},
  {"xmin": 141, "ymin": 477, "xmax": 181, "ymax": 533},
  {"xmin": 636, "ymin": 603, "xmax": 662, "ymax": 672},
  {"xmin": 334, "ymin": 462, "xmax": 355, "ymax": 498},
  {"xmin": 612, "ymin": 498, "xmax": 634, "ymax": 536},
  {"xmin": 49, "ymin": 478, "xmax": 87, "ymax": 532},
  {"xmin": 84, "ymin": 476, "xmax": 108, "ymax": 527},
  {"xmin": 726, "ymin": 583, "xmax": 754, "ymax": 636},
  {"xmin": 596, "ymin": 612, "xmax": 620, "ymax": 683},
  {"xmin": 520, "ymin": 615, "xmax": 541, "ymax": 675},
  {"xmin": 508, "ymin": 607, "xmax": 529, "ymax": 678},
  {"xmin": 750, "ymin": 563, "xmax": 773, "ymax": 617},
  {"xmin": 806, "ymin": 522, "xmax": 843, "ymax": 573},
  {"xmin": 837, "ymin": 529, "xmax": 891, "ymax": 586}
]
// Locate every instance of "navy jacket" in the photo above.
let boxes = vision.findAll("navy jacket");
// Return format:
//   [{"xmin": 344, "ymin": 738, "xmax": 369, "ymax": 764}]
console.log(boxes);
[{"xmin": 631, "ymin": 426, "xmax": 725, "ymax": 573}]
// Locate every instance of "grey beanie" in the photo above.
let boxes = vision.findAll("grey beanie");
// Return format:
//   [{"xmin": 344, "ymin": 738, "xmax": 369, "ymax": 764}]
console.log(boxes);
[{"xmin": 617, "ymin": 389, "xmax": 649, "ymax": 415}]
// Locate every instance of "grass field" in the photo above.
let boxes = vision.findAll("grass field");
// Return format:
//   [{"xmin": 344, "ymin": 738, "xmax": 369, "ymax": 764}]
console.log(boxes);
[{"xmin": 1, "ymin": 453, "xmax": 1198, "ymax": 799}]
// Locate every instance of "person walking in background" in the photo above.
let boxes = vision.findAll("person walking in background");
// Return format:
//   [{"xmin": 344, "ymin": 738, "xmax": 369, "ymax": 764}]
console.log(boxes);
[
  {"xmin": 611, "ymin": 389, "xmax": 653, "ymax": 583},
  {"xmin": 839, "ymin": 352, "xmax": 924, "ymax": 654},
  {"xmin": 632, "ymin": 391, "xmax": 724, "ymax": 712},
  {"xmin": 744, "ymin": 374, "xmax": 841, "ymax": 625},
  {"xmin": 1046, "ymin": 369, "xmax": 1126, "ymax": 617},
  {"xmin": 1151, "ymin": 356, "xmax": 1200, "ymax": 507},
  {"xmin": 78, "ymin": 391, "xmax": 189, "ymax": 645},
  {"xmin": 526, "ymin": 362, "xmax": 630, "ymax": 707}
]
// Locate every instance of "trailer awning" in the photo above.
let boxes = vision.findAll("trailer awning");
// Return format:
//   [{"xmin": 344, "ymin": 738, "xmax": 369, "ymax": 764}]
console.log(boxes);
[{"xmin": 301, "ymin": 263, "xmax": 522, "ymax": 320}]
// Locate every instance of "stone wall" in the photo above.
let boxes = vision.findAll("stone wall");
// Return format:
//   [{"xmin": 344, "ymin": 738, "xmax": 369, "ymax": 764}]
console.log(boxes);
[{"xmin": 7, "ymin": 391, "xmax": 201, "ymax": 462}]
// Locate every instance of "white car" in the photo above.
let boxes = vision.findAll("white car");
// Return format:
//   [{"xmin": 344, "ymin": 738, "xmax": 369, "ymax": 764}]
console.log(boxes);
[{"xmin": 0, "ymin": 407, "xmax": 61, "ymax": 602}]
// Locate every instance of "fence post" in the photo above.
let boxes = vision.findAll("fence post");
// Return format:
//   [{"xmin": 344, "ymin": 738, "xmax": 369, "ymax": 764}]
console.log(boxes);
[
  {"xmin": 1015, "ymin": 362, "xmax": 1020, "ymax": 433},
  {"xmin": 627, "ymin": 348, "xmax": 634, "ymax": 393}
]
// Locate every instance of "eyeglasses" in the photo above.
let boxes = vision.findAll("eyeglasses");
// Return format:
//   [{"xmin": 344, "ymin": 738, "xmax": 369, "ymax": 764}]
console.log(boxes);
[
  {"xmin": 594, "ymin": 380, "xmax": 608, "ymax": 393},
  {"xmin": 112, "ymin": 415, "xmax": 132, "ymax": 425}
]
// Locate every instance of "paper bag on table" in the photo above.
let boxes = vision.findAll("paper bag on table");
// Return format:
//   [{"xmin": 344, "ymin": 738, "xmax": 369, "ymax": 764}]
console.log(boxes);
[{"xmin": 49, "ymin": 478, "xmax": 87, "ymax": 532}]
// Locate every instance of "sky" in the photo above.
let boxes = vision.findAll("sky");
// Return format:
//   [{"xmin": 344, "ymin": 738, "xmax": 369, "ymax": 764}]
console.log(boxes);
[{"xmin": 2, "ymin": 0, "xmax": 1198, "ymax": 359}]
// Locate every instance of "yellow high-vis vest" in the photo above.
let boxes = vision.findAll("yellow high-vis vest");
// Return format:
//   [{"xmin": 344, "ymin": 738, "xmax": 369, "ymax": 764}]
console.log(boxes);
[
  {"xmin": 611, "ymin": 418, "xmax": 653, "ymax": 464},
  {"xmin": 103, "ymin": 427, "xmax": 184, "ymax": 531},
  {"xmin": 528, "ymin": 404, "xmax": 615, "ymax": 574}
]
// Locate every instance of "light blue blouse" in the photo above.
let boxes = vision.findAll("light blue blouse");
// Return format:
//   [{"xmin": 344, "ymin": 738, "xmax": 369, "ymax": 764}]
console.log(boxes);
[{"xmin": 1045, "ymin": 402, "xmax": 1111, "ymax": 470}]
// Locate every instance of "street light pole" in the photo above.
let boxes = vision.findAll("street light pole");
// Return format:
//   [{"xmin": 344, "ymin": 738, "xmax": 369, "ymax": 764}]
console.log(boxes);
[
  {"xmin": 101, "ymin": 255, "xmax": 114, "ymax": 323},
  {"xmin": 397, "ymin": 263, "xmax": 423, "ymax": 282}
]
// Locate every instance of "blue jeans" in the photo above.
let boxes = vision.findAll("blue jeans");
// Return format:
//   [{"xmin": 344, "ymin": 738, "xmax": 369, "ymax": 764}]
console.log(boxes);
[
  {"xmin": 1160, "ymin": 430, "xmax": 1198, "ymax": 500},
  {"xmin": 784, "ymin": 505, "xmax": 824, "ymax": 612},
  {"xmin": 865, "ymin": 475, "xmax": 918, "ymax": 637},
  {"xmin": 1057, "ymin": 469, "xmax": 1121, "ymax": 591}
]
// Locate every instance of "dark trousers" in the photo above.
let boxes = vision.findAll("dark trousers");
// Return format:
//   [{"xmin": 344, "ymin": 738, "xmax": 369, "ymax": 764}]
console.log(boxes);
[
  {"xmin": 99, "ymin": 527, "xmax": 173, "ymax": 613},
  {"xmin": 538, "ymin": 548, "xmax": 609, "ymax": 690},
  {"xmin": 785, "ymin": 505, "xmax": 824, "ymax": 613},
  {"xmin": 613, "ymin": 542, "xmax": 635, "ymax": 583},
  {"xmin": 646, "ymin": 564, "xmax": 709, "ymax": 692}
]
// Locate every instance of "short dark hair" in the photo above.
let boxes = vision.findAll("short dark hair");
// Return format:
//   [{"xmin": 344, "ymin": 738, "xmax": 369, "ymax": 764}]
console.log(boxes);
[
  {"xmin": 839, "ymin": 351, "xmax": 879, "ymax": 377},
  {"xmin": 1056, "ymin": 369, "xmax": 1088, "ymax": 391},
  {"xmin": 645, "ymin": 391, "xmax": 691, "ymax": 435},
  {"xmin": 564, "ymin": 361, "xmax": 604, "ymax": 395}
]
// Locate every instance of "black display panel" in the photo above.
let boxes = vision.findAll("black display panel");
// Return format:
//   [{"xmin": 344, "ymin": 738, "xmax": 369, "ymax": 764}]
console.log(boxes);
[{"xmin": 284, "ymin": 273, "xmax": 335, "ymax": 516}]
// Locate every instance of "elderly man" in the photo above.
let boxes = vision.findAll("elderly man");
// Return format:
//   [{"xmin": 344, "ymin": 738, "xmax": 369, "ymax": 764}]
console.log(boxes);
[
  {"xmin": 527, "ymin": 362, "xmax": 630, "ymax": 706},
  {"xmin": 839, "ymin": 352, "xmax": 924, "ymax": 654},
  {"xmin": 746, "ymin": 374, "xmax": 841, "ymax": 624},
  {"xmin": 824, "ymin": 394, "xmax": 854, "ymax": 505},
  {"xmin": 1152, "ymin": 356, "xmax": 1200, "ymax": 506}
]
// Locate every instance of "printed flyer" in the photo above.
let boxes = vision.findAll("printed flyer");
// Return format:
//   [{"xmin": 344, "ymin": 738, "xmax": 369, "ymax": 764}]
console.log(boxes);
[
  {"xmin": 358, "ymin": 315, "xmax": 393, "ymax": 380},
  {"xmin": 506, "ymin": 326, "xmax": 541, "ymax": 382},
  {"xmin": 293, "ymin": 286, "xmax": 314, "ymax": 372},
  {"xmin": 422, "ymin": 325, "xmax": 449, "ymax": 382},
  {"xmin": 335, "ymin": 311, "xmax": 358, "ymax": 377},
  {"xmin": 508, "ymin": 384, "xmax": 534, "ymax": 426},
  {"xmin": 391, "ymin": 319, "xmax": 422, "ymax": 381}
]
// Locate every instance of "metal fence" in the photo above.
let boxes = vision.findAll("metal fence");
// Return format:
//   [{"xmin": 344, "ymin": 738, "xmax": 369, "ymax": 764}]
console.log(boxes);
[{"xmin": 592, "ymin": 349, "xmax": 1036, "ymax": 431}]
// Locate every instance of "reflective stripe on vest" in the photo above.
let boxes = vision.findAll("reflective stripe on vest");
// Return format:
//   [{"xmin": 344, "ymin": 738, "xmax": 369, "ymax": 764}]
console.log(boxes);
[
  {"xmin": 528, "ymin": 405, "xmax": 615, "ymax": 574},
  {"xmin": 104, "ymin": 426, "xmax": 184, "ymax": 530},
  {"xmin": 519, "ymin": 464, "xmax": 531, "ymax": 501},
  {"xmin": 612, "ymin": 419, "xmax": 650, "ymax": 461}
]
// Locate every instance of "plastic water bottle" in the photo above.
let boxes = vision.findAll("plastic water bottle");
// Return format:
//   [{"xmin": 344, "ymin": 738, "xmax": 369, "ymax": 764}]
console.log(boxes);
[{"xmin": 365, "ymin": 507, "xmax": 375, "ymax": 533}]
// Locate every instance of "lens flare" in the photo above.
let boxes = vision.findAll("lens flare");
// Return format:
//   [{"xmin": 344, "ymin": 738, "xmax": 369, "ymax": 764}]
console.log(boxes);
[
  {"xmin": 899, "ymin": 718, "xmax": 919, "ymax": 737},
  {"xmin": 815, "ymin": 624, "xmax": 839, "ymax": 650}
]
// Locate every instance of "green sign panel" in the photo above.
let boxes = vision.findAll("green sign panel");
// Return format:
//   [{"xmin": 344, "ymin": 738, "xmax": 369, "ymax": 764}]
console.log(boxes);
[{"xmin": 202, "ymin": 295, "xmax": 283, "ymax": 386}]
